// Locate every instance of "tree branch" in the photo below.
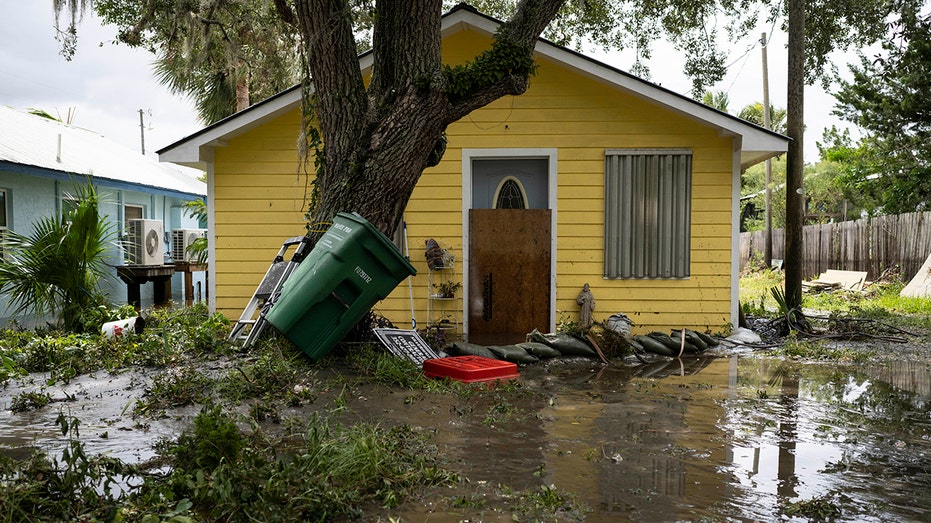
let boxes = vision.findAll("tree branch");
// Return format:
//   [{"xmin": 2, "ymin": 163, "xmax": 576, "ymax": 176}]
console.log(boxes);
[{"xmin": 441, "ymin": 0, "xmax": 564, "ymax": 125}]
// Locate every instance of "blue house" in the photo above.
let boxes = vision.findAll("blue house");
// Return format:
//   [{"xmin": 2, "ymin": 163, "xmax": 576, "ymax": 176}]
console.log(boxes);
[{"xmin": 0, "ymin": 106, "xmax": 207, "ymax": 326}]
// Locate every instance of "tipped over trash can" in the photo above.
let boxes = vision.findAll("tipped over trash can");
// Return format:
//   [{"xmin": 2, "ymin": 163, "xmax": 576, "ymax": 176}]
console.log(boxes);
[{"xmin": 264, "ymin": 212, "xmax": 416, "ymax": 360}]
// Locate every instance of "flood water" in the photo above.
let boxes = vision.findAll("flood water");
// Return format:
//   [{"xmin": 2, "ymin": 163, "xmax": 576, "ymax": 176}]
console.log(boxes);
[
  {"xmin": 0, "ymin": 368, "xmax": 195, "ymax": 464},
  {"xmin": 2, "ymin": 351, "xmax": 929, "ymax": 522},
  {"xmin": 389, "ymin": 353, "xmax": 931, "ymax": 522}
]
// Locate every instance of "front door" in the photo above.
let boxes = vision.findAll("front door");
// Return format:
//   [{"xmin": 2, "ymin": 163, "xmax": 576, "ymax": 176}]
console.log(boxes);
[{"xmin": 468, "ymin": 157, "xmax": 551, "ymax": 345}]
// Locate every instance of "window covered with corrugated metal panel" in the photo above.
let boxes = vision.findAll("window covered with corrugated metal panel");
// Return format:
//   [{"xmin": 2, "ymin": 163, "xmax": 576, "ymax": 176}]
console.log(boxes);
[{"xmin": 604, "ymin": 149, "xmax": 692, "ymax": 279}]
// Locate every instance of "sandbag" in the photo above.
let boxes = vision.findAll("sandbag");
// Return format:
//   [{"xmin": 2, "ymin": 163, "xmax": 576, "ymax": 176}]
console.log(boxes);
[
  {"xmin": 633, "ymin": 335, "xmax": 674, "ymax": 356},
  {"xmin": 449, "ymin": 341, "xmax": 497, "ymax": 359},
  {"xmin": 646, "ymin": 332, "xmax": 698, "ymax": 354},
  {"xmin": 646, "ymin": 332, "xmax": 682, "ymax": 351},
  {"xmin": 626, "ymin": 337, "xmax": 645, "ymax": 352},
  {"xmin": 487, "ymin": 345, "xmax": 539, "ymax": 364},
  {"xmin": 527, "ymin": 329, "xmax": 597, "ymax": 357},
  {"xmin": 694, "ymin": 330, "xmax": 720, "ymax": 347},
  {"xmin": 605, "ymin": 313, "xmax": 632, "ymax": 337},
  {"xmin": 671, "ymin": 329, "xmax": 708, "ymax": 351},
  {"xmin": 517, "ymin": 342, "xmax": 562, "ymax": 359}
]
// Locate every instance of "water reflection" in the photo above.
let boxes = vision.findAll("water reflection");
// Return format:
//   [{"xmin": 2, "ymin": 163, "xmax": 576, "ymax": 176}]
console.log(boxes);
[{"xmin": 531, "ymin": 354, "xmax": 931, "ymax": 522}]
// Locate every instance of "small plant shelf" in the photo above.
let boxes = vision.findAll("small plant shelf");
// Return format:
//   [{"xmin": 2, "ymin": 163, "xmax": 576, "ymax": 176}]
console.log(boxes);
[{"xmin": 427, "ymin": 261, "xmax": 461, "ymax": 339}]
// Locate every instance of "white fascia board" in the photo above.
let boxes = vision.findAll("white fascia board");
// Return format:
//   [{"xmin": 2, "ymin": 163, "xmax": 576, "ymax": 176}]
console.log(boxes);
[
  {"xmin": 158, "ymin": 87, "xmax": 303, "ymax": 166},
  {"xmin": 442, "ymin": 9, "xmax": 499, "ymax": 36},
  {"xmin": 742, "ymin": 128, "xmax": 790, "ymax": 152},
  {"xmin": 739, "ymin": 130, "xmax": 790, "ymax": 170}
]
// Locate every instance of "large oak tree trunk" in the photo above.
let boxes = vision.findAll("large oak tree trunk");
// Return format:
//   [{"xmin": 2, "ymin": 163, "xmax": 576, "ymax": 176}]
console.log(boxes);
[{"xmin": 292, "ymin": 0, "xmax": 564, "ymax": 241}]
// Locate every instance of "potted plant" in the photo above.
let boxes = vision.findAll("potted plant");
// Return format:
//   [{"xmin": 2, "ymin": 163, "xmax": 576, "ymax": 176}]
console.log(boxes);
[{"xmin": 433, "ymin": 280, "xmax": 461, "ymax": 298}]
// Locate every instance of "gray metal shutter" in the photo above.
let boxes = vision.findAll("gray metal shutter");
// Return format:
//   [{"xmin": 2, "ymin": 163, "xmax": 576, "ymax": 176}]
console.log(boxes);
[{"xmin": 604, "ymin": 150, "xmax": 691, "ymax": 278}]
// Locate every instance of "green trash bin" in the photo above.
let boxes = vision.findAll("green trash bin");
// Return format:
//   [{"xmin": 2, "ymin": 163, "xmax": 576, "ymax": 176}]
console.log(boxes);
[{"xmin": 264, "ymin": 212, "xmax": 416, "ymax": 360}]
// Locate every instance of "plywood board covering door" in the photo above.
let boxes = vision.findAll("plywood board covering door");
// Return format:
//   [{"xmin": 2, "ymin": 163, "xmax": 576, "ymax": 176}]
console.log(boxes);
[{"xmin": 468, "ymin": 209, "xmax": 551, "ymax": 345}]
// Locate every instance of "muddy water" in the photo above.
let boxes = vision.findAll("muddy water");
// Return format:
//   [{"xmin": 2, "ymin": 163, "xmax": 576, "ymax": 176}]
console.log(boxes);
[
  {"xmin": 2, "ymin": 352, "xmax": 930, "ymax": 522},
  {"xmin": 0, "ymin": 369, "xmax": 206, "ymax": 504},
  {"xmin": 386, "ymin": 354, "xmax": 931, "ymax": 522},
  {"xmin": 0, "ymin": 369, "xmax": 197, "ymax": 464}
]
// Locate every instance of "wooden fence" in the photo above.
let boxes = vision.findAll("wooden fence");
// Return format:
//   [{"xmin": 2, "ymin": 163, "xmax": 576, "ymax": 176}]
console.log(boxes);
[{"xmin": 739, "ymin": 211, "xmax": 931, "ymax": 281}]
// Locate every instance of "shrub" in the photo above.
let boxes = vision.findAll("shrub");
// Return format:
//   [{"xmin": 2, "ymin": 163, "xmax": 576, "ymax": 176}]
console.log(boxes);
[{"xmin": 0, "ymin": 180, "xmax": 115, "ymax": 332}]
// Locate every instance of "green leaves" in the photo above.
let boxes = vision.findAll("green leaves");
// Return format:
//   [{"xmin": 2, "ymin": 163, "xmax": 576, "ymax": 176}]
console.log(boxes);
[
  {"xmin": 443, "ymin": 34, "xmax": 536, "ymax": 102},
  {"xmin": 59, "ymin": 0, "xmax": 303, "ymax": 124},
  {"xmin": 829, "ymin": 13, "xmax": 931, "ymax": 214},
  {"xmin": 0, "ymin": 180, "xmax": 115, "ymax": 332}
]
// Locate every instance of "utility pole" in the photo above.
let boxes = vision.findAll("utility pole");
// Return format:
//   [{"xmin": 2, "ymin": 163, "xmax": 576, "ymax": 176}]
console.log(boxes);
[
  {"xmin": 785, "ymin": 0, "xmax": 806, "ymax": 311},
  {"xmin": 138, "ymin": 109, "xmax": 146, "ymax": 155},
  {"xmin": 761, "ymin": 32, "xmax": 773, "ymax": 268}
]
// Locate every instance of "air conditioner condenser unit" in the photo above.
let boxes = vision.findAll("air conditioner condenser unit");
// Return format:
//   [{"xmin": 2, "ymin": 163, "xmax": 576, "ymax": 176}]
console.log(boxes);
[
  {"xmin": 172, "ymin": 228, "xmax": 207, "ymax": 262},
  {"xmin": 126, "ymin": 219, "xmax": 164, "ymax": 266}
]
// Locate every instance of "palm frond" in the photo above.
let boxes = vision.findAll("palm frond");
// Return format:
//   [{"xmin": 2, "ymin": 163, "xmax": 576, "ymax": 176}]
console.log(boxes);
[{"xmin": 0, "ymin": 180, "xmax": 115, "ymax": 331}]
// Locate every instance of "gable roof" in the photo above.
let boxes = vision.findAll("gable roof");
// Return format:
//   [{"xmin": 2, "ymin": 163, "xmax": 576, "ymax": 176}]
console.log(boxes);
[
  {"xmin": 0, "ymin": 105, "xmax": 205, "ymax": 199},
  {"xmin": 158, "ymin": 5, "xmax": 788, "ymax": 171}
]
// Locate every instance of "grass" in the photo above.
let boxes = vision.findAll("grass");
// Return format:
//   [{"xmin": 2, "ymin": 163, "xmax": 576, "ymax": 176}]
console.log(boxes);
[
  {"xmin": 133, "ymin": 340, "xmax": 319, "ymax": 418},
  {"xmin": 773, "ymin": 338, "xmax": 874, "ymax": 363},
  {"xmin": 806, "ymin": 280, "xmax": 931, "ymax": 328},
  {"xmin": 785, "ymin": 492, "xmax": 846, "ymax": 521},
  {"xmin": 8, "ymin": 285, "xmax": 918, "ymax": 521},
  {"xmin": 337, "ymin": 341, "xmax": 443, "ymax": 390},
  {"xmin": 0, "ymin": 303, "xmax": 471, "ymax": 522},
  {"xmin": 507, "ymin": 483, "xmax": 585, "ymax": 522},
  {"xmin": 739, "ymin": 268, "xmax": 785, "ymax": 314},
  {"xmin": 155, "ymin": 411, "xmax": 458, "ymax": 521},
  {"xmin": 1, "ymin": 407, "xmax": 457, "ymax": 523},
  {"xmin": 9, "ymin": 390, "xmax": 52, "ymax": 412},
  {"xmin": 739, "ymin": 268, "xmax": 931, "ymax": 329}
]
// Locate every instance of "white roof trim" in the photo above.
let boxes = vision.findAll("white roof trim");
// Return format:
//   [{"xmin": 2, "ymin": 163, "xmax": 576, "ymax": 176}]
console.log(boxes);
[
  {"xmin": 443, "ymin": 5, "xmax": 788, "ymax": 168},
  {"xmin": 158, "ymin": 87, "xmax": 301, "ymax": 166},
  {"xmin": 159, "ymin": 7, "xmax": 787, "ymax": 170}
]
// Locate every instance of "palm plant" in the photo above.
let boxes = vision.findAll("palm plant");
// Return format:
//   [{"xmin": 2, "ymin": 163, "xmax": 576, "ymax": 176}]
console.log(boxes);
[
  {"xmin": 770, "ymin": 285, "xmax": 811, "ymax": 335},
  {"xmin": 0, "ymin": 181, "xmax": 116, "ymax": 331},
  {"xmin": 738, "ymin": 102, "xmax": 787, "ymax": 134}
]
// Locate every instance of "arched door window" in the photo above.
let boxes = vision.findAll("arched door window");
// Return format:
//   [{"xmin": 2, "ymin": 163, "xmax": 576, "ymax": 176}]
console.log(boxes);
[{"xmin": 492, "ymin": 176, "xmax": 529, "ymax": 209}]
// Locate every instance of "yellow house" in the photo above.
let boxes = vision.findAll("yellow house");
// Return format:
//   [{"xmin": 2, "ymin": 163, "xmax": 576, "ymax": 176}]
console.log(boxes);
[{"xmin": 158, "ymin": 6, "xmax": 788, "ymax": 344}]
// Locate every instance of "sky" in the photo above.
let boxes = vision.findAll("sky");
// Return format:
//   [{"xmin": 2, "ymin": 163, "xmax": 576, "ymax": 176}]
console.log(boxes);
[
  {"xmin": 0, "ymin": 3, "xmax": 201, "ymax": 160},
  {"xmin": 0, "ymin": 2, "xmax": 861, "ymax": 164}
]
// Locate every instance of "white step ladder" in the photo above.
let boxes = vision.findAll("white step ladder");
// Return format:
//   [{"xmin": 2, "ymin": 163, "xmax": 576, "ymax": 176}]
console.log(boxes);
[{"xmin": 228, "ymin": 235, "xmax": 312, "ymax": 348}]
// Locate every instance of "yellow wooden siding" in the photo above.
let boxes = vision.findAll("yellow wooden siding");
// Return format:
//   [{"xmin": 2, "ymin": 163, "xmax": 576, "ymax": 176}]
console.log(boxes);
[
  {"xmin": 211, "ymin": 26, "xmax": 737, "ymax": 335},
  {"xmin": 435, "ymin": 29, "xmax": 734, "ymax": 333},
  {"xmin": 211, "ymin": 110, "xmax": 312, "ymax": 319}
]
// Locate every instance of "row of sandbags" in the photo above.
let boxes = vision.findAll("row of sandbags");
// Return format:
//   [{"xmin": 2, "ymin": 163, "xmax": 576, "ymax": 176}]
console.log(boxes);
[
  {"xmin": 628, "ymin": 328, "xmax": 720, "ymax": 357},
  {"xmin": 448, "ymin": 329, "xmax": 598, "ymax": 364}
]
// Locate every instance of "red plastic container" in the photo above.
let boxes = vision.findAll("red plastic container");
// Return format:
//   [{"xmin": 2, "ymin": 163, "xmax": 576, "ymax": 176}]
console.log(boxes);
[{"xmin": 423, "ymin": 356, "xmax": 519, "ymax": 383}]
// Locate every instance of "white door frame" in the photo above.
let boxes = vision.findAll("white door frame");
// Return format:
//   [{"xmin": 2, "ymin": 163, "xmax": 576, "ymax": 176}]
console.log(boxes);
[{"xmin": 461, "ymin": 148, "xmax": 558, "ymax": 338}]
